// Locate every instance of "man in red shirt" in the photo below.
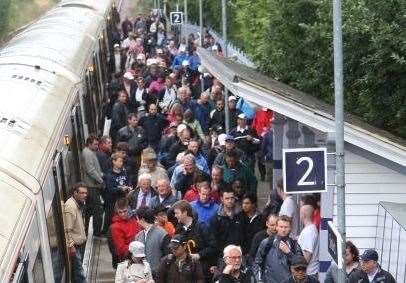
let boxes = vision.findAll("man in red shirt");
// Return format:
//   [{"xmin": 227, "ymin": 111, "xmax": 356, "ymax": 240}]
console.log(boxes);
[{"xmin": 110, "ymin": 198, "xmax": 142, "ymax": 264}]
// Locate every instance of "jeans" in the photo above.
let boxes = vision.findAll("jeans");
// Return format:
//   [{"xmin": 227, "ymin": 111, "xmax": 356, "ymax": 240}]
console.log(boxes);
[
  {"xmin": 72, "ymin": 245, "xmax": 86, "ymax": 283},
  {"xmin": 85, "ymin": 187, "xmax": 104, "ymax": 236}
]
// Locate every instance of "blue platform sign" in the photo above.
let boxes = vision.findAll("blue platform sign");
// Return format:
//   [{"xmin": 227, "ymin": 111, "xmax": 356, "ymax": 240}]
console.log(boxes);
[{"xmin": 283, "ymin": 147, "xmax": 327, "ymax": 194}]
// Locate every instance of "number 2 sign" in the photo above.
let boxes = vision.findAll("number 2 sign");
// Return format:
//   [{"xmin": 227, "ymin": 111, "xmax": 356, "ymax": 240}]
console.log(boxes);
[
  {"xmin": 170, "ymin": 12, "xmax": 183, "ymax": 25},
  {"xmin": 283, "ymin": 148, "xmax": 327, "ymax": 194}
]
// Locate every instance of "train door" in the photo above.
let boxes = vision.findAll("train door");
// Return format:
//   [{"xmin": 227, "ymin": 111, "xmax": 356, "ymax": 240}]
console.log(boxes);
[
  {"xmin": 70, "ymin": 105, "xmax": 84, "ymax": 182},
  {"xmin": 84, "ymin": 73, "xmax": 97, "ymax": 134},
  {"xmin": 50, "ymin": 151, "xmax": 71, "ymax": 282}
]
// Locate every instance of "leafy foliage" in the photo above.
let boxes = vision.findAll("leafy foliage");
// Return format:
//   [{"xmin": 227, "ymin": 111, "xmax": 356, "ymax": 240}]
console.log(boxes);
[
  {"xmin": 0, "ymin": 0, "xmax": 57, "ymax": 43},
  {"xmin": 171, "ymin": 0, "xmax": 406, "ymax": 139}
]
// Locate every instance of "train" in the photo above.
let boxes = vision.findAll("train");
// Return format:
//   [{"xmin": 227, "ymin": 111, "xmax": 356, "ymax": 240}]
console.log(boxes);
[{"xmin": 0, "ymin": 0, "xmax": 117, "ymax": 281}]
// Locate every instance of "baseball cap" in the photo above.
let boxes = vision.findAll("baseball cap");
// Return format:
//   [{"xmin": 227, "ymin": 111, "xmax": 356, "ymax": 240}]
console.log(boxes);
[
  {"xmin": 290, "ymin": 255, "xmax": 307, "ymax": 267},
  {"xmin": 237, "ymin": 113, "xmax": 246, "ymax": 119},
  {"xmin": 128, "ymin": 241, "xmax": 146, "ymax": 257},
  {"xmin": 360, "ymin": 249, "xmax": 378, "ymax": 262},
  {"xmin": 228, "ymin": 96, "xmax": 237, "ymax": 101},
  {"xmin": 218, "ymin": 133, "xmax": 227, "ymax": 146},
  {"xmin": 168, "ymin": 234, "xmax": 186, "ymax": 249},
  {"xmin": 182, "ymin": 60, "xmax": 190, "ymax": 67}
]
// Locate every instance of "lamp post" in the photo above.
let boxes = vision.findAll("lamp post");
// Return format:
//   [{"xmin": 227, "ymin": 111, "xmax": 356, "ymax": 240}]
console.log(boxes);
[{"xmin": 333, "ymin": 0, "xmax": 346, "ymax": 281}]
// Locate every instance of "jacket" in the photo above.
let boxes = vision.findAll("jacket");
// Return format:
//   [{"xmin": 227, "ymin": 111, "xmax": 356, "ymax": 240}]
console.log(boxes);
[
  {"xmin": 283, "ymin": 275, "xmax": 319, "ymax": 283},
  {"xmin": 230, "ymin": 126, "xmax": 260, "ymax": 156},
  {"xmin": 104, "ymin": 169, "xmax": 130, "ymax": 203},
  {"xmin": 223, "ymin": 162, "xmax": 258, "ymax": 194},
  {"xmin": 210, "ymin": 205, "xmax": 244, "ymax": 255},
  {"xmin": 249, "ymin": 230, "xmax": 270, "ymax": 265},
  {"xmin": 110, "ymin": 102, "xmax": 129, "ymax": 138},
  {"xmin": 191, "ymin": 200, "xmax": 219, "ymax": 228},
  {"xmin": 347, "ymin": 267, "xmax": 396, "ymax": 283},
  {"xmin": 216, "ymin": 270, "xmax": 257, "ymax": 283},
  {"xmin": 110, "ymin": 215, "xmax": 142, "ymax": 260},
  {"xmin": 175, "ymin": 219, "xmax": 217, "ymax": 265},
  {"xmin": 115, "ymin": 259, "xmax": 154, "ymax": 283},
  {"xmin": 139, "ymin": 113, "xmax": 168, "ymax": 145},
  {"xmin": 253, "ymin": 235, "xmax": 303, "ymax": 283},
  {"xmin": 209, "ymin": 109, "xmax": 225, "ymax": 132},
  {"xmin": 64, "ymin": 197, "xmax": 86, "ymax": 247},
  {"xmin": 128, "ymin": 188, "xmax": 157, "ymax": 210},
  {"xmin": 81, "ymin": 147, "xmax": 104, "ymax": 188},
  {"xmin": 239, "ymin": 211, "xmax": 265, "ymax": 254},
  {"xmin": 135, "ymin": 225, "xmax": 171, "ymax": 272},
  {"xmin": 116, "ymin": 125, "xmax": 147, "ymax": 155},
  {"xmin": 156, "ymin": 254, "xmax": 205, "ymax": 283},
  {"xmin": 194, "ymin": 102, "xmax": 212, "ymax": 134},
  {"xmin": 149, "ymin": 193, "xmax": 178, "ymax": 210}
]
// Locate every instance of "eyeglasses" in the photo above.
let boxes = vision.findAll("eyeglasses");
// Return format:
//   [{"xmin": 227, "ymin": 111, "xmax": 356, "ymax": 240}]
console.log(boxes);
[
  {"xmin": 226, "ymin": 256, "xmax": 242, "ymax": 260},
  {"xmin": 293, "ymin": 266, "xmax": 306, "ymax": 272}
]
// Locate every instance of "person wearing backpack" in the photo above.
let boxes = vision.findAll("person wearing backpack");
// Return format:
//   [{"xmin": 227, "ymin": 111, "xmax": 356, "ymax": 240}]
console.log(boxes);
[
  {"xmin": 252, "ymin": 215, "xmax": 303, "ymax": 283},
  {"xmin": 155, "ymin": 234, "xmax": 205, "ymax": 283}
]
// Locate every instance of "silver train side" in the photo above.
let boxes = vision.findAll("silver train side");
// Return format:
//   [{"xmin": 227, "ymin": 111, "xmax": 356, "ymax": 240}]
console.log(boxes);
[{"xmin": 0, "ymin": 0, "xmax": 116, "ymax": 281}]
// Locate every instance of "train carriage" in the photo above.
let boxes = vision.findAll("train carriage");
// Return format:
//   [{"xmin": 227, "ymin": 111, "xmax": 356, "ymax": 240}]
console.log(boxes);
[{"xmin": 0, "ymin": 0, "xmax": 117, "ymax": 281}]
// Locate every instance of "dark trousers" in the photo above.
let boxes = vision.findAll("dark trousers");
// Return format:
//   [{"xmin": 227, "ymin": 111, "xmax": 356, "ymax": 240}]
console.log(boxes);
[
  {"xmin": 72, "ymin": 244, "xmax": 86, "ymax": 283},
  {"xmin": 85, "ymin": 187, "xmax": 104, "ymax": 236}
]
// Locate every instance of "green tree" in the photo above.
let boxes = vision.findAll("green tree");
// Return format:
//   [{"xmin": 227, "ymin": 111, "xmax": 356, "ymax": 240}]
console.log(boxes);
[{"xmin": 0, "ymin": 0, "xmax": 12, "ymax": 38}]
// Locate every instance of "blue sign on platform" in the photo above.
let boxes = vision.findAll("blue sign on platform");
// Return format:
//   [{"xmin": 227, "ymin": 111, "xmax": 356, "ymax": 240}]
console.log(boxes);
[{"xmin": 283, "ymin": 148, "xmax": 327, "ymax": 194}]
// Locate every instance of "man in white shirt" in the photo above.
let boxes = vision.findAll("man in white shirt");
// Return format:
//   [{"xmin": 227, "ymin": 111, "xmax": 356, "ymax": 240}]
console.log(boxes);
[
  {"xmin": 297, "ymin": 205, "xmax": 319, "ymax": 276},
  {"xmin": 277, "ymin": 179, "xmax": 300, "ymax": 238}
]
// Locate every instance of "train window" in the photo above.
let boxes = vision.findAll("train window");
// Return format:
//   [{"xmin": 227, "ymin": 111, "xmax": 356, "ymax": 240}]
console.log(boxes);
[{"xmin": 32, "ymin": 250, "xmax": 45, "ymax": 283}]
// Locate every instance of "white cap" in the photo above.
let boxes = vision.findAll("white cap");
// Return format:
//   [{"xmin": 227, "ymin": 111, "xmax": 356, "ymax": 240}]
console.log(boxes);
[
  {"xmin": 179, "ymin": 45, "xmax": 186, "ymax": 52},
  {"xmin": 114, "ymin": 43, "xmax": 120, "ymax": 48},
  {"xmin": 128, "ymin": 241, "xmax": 146, "ymax": 257},
  {"xmin": 123, "ymin": 71, "xmax": 134, "ymax": 80},
  {"xmin": 218, "ymin": 133, "xmax": 227, "ymax": 146},
  {"xmin": 237, "ymin": 113, "xmax": 246, "ymax": 119},
  {"xmin": 212, "ymin": 45, "xmax": 218, "ymax": 51},
  {"xmin": 177, "ymin": 123, "xmax": 187, "ymax": 134},
  {"xmin": 146, "ymin": 58, "xmax": 158, "ymax": 66},
  {"xmin": 197, "ymin": 65, "xmax": 205, "ymax": 73},
  {"xmin": 228, "ymin": 96, "xmax": 237, "ymax": 101},
  {"xmin": 182, "ymin": 60, "xmax": 190, "ymax": 66}
]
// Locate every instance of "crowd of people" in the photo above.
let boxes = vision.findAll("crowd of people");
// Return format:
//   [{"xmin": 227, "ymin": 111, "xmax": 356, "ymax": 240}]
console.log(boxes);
[{"xmin": 63, "ymin": 8, "xmax": 397, "ymax": 283}]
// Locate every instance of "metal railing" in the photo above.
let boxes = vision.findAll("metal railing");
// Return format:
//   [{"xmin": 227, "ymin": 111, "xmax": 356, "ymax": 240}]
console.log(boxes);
[
  {"xmin": 182, "ymin": 23, "xmax": 256, "ymax": 68},
  {"xmin": 82, "ymin": 216, "xmax": 94, "ymax": 281},
  {"xmin": 375, "ymin": 202, "xmax": 406, "ymax": 282}
]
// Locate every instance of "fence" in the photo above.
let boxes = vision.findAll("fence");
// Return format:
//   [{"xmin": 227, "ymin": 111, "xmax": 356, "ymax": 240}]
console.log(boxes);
[
  {"xmin": 182, "ymin": 23, "xmax": 256, "ymax": 68},
  {"xmin": 375, "ymin": 202, "xmax": 406, "ymax": 282}
]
